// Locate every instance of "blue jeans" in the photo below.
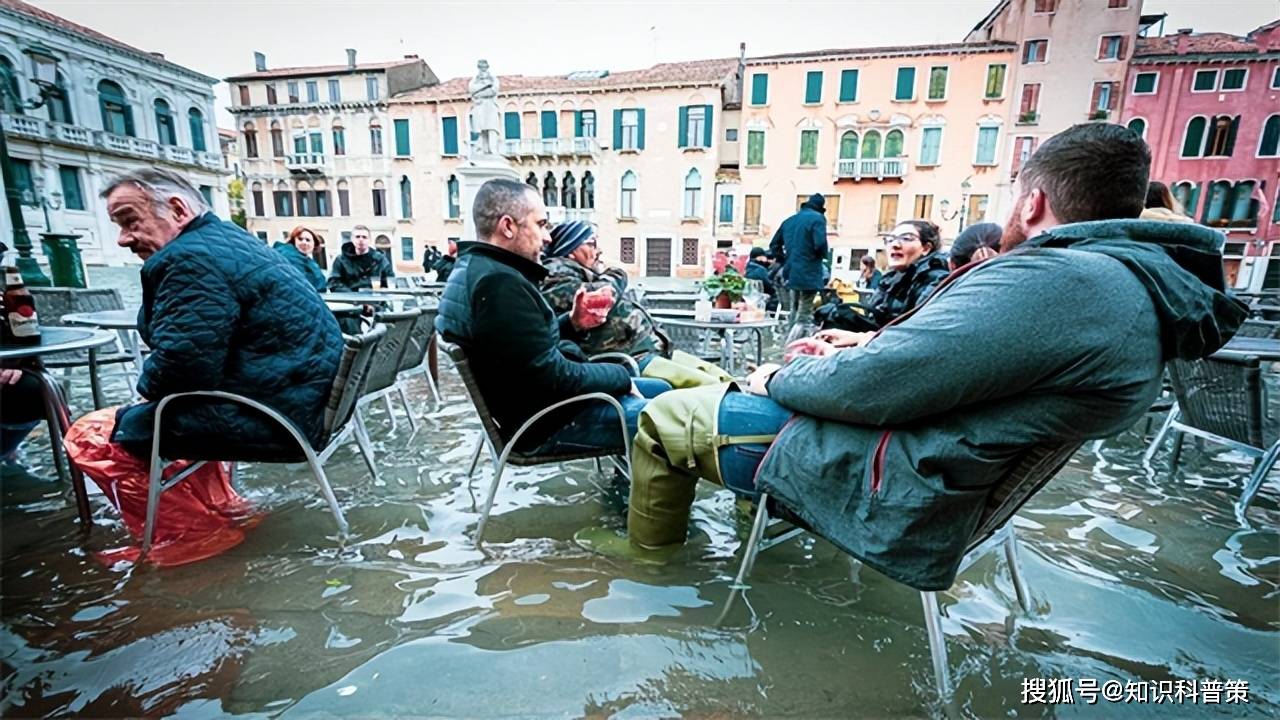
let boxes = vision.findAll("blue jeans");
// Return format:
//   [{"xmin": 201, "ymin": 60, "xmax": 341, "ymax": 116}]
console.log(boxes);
[
  {"xmin": 531, "ymin": 378, "xmax": 671, "ymax": 455},
  {"xmin": 716, "ymin": 391, "xmax": 791, "ymax": 496}
]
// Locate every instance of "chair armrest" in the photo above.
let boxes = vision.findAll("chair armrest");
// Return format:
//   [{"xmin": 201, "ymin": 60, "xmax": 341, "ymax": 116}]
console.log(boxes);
[
  {"xmin": 500, "ymin": 391, "xmax": 632, "ymax": 474},
  {"xmin": 589, "ymin": 352, "xmax": 640, "ymax": 376},
  {"xmin": 149, "ymin": 390, "xmax": 321, "ymax": 468}
]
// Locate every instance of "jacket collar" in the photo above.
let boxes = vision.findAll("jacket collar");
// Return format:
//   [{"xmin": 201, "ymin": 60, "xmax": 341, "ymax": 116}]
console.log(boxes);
[{"xmin": 459, "ymin": 240, "xmax": 548, "ymax": 283}]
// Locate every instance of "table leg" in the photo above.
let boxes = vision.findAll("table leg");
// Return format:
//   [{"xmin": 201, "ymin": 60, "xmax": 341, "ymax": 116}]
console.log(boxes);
[
  {"xmin": 754, "ymin": 328, "xmax": 763, "ymax": 366},
  {"xmin": 88, "ymin": 347, "xmax": 104, "ymax": 410},
  {"xmin": 124, "ymin": 329, "xmax": 144, "ymax": 400},
  {"xmin": 721, "ymin": 329, "xmax": 735, "ymax": 375},
  {"xmin": 34, "ymin": 370, "xmax": 92, "ymax": 528}
]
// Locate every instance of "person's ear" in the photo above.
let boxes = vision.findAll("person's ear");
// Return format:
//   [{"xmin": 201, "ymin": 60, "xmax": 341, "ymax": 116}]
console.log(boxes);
[{"xmin": 1023, "ymin": 188, "xmax": 1048, "ymax": 226}]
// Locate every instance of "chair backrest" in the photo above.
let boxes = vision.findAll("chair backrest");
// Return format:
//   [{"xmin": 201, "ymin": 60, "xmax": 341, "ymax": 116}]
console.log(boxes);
[
  {"xmin": 966, "ymin": 440, "xmax": 1084, "ymax": 555},
  {"xmin": 30, "ymin": 287, "xmax": 124, "ymax": 325},
  {"xmin": 1167, "ymin": 354, "xmax": 1264, "ymax": 449},
  {"xmin": 323, "ymin": 324, "xmax": 387, "ymax": 436},
  {"xmin": 397, "ymin": 306, "xmax": 439, "ymax": 373},
  {"xmin": 363, "ymin": 309, "xmax": 422, "ymax": 394},
  {"xmin": 1235, "ymin": 319, "xmax": 1280, "ymax": 339},
  {"xmin": 439, "ymin": 340, "xmax": 508, "ymax": 453}
]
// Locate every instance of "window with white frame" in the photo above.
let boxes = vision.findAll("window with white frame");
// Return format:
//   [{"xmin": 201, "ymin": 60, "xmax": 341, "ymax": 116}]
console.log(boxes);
[
  {"xmin": 918, "ymin": 126, "xmax": 943, "ymax": 166},
  {"xmin": 1192, "ymin": 69, "xmax": 1218, "ymax": 92},
  {"xmin": 1259, "ymin": 114, "xmax": 1279, "ymax": 157},
  {"xmin": 798, "ymin": 129, "xmax": 819, "ymax": 166},
  {"xmin": 974, "ymin": 124, "xmax": 999, "ymax": 165},
  {"xmin": 682, "ymin": 168, "xmax": 702, "ymax": 219},
  {"xmin": 686, "ymin": 106, "xmax": 707, "ymax": 148},
  {"xmin": 620, "ymin": 170, "xmax": 637, "ymax": 219},
  {"xmin": 446, "ymin": 175, "xmax": 460, "ymax": 219},
  {"xmin": 1221, "ymin": 68, "xmax": 1247, "ymax": 91},
  {"xmin": 1133, "ymin": 72, "xmax": 1158, "ymax": 94},
  {"xmin": 621, "ymin": 109, "xmax": 640, "ymax": 150},
  {"xmin": 1098, "ymin": 35, "xmax": 1124, "ymax": 61}
]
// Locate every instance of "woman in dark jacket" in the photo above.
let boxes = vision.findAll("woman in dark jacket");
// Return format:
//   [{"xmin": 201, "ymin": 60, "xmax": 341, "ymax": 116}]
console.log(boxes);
[{"xmin": 272, "ymin": 225, "xmax": 327, "ymax": 291}]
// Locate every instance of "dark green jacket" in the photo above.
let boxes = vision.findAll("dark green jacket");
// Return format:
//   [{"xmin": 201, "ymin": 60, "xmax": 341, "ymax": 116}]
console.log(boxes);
[
  {"xmin": 769, "ymin": 203, "xmax": 829, "ymax": 291},
  {"xmin": 327, "ymin": 242, "xmax": 395, "ymax": 291},
  {"xmin": 540, "ymin": 257, "xmax": 664, "ymax": 358},
  {"xmin": 272, "ymin": 241, "xmax": 326, "ymax": 291},
  {"xmin": 866, "ymin": 253, "xmax": 949, "ymax": 328},
  {"xmin": 435, "ymin": 242, "xmax": 632, "ymax": 449},
  {"xmin": 758, "ymin": 220, "xmax": 1247, "ymax": 591}
]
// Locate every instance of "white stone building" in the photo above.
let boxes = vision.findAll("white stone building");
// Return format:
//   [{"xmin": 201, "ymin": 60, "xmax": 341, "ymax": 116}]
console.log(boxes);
[{"xmin": 0, "ymin": 0, "xmax": 227, "ymax": 267}]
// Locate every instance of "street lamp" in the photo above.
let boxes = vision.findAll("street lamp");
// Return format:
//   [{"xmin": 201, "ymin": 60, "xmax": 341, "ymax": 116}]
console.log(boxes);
[
  {"xmin": 0, "ymin": 44, "xmax": 63, "ymax": 285},
  {"xmin": 938, "ymin": 177, "xmax": 974, "ymax": 234}
]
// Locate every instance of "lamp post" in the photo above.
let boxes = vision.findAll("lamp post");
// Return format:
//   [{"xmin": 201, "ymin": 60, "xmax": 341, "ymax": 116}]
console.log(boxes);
[
  {"xmin": 0, "ymin": 43, "xmax": 61, "ymax": 286},
  {"xmin": 938, "ymin": 177, "xmax": 974, "ymax": 235}
]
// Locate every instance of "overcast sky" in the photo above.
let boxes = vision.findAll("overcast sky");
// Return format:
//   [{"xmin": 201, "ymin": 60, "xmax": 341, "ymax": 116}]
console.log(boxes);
[{"xmin": 28, "ymin": 0, "xmax": 1280, "ymax": 128}]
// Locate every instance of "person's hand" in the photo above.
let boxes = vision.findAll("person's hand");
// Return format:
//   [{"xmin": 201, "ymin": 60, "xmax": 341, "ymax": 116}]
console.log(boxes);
[
  {"xmin": 814, "ymin": 328, "xmax": 873, "ymax": 348},
  {"xmin": 0, "ymin": 369, "xmax": 22, "ymax": 385},
  {"xmin": 571, "ymin": 286, "xmax": 615, "ymax": 331},
  {"xmin": 970, "ymin": 246, "xmax": 998, "ymax": 263},
  {"xmin": 745, "ymin": 363, "xmax": 781, "ymax": 396},
  {"xmin": 784, "ymin": 337, "xmax": 837, "ymax": 363}
]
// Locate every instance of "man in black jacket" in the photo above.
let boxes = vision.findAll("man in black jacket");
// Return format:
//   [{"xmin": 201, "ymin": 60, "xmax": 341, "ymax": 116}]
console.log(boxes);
[
  {"xmin": 436, "ymin": 179, "xmax": 670, "ymax": 454},
  {"xmin": 327, "ymin": 224, "xmax": 395, "ymax": 291}
]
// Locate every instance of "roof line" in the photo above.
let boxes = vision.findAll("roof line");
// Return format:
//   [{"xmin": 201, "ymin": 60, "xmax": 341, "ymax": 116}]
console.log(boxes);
[
  {"xmin": 746, "ymin": 40, "xmax": 1016, "ymax": 63},
  {"xmin": 392, "ymin": 78, "xmax": 731, "ymax": 104}
]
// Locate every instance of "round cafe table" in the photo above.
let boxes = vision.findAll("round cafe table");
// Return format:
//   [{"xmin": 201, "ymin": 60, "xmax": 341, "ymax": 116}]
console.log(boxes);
[
  {"xmin": 0, "ymin": 327, "xmax": 117, "ymax": 527},
  {"xmin": 321, "ymin": 291, "xmax": 414, "ymax": 305},
  {"xmin": 653, "ymin": 316, "xmax": 778, "ymax": 374}
]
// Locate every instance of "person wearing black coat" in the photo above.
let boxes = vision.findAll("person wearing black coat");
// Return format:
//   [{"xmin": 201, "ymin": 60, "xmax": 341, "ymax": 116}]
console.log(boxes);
[
  {"xmin": 769, "ymin": 193, "xmax": 830, "ymax": 326},
  {"xmin": 327, "ymin": 224, "xmax": 395, "ymax": 291},
  {"xmin": 436, "ymin": 179, "xmax": 669, "ymax": 454}
]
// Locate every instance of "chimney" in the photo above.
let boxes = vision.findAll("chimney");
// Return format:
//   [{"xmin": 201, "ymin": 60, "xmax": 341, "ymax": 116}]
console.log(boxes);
[
  {"xmin": 346, "ymin": 48, "xmax": 357, "ymax": 69},
  {"xmin": 404, "ymin": 54, "xmax": 418, "ymax": 59},
  {"xmin": 253, "ymin": 51, "xmax": 266, "ymax": 72},
  {"xmin": 150, "ymin": 52, "xmax": 165, "ymax": 60},
  {"xmin": 1175, "ymin": 27, "xmax": 1193, "ymax": 54}
]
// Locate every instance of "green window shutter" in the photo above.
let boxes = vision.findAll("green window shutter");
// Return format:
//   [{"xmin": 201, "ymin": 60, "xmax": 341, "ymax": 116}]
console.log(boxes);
[
  {"xmin": 985, "ymin": 65, "xmax": 1006, "ymax": 98},
  {"xmin": 703, "ymin": 104, "xmax": 714, "ymax": 148},
  {"xmin": 1182, "ymin": 116, "xmax": 1206, "ymax": 157},
  {"xmin": 574, "ymin": 111, "xmax": 583, "ymax": 138},
  {"xmin": 895, "ymin": 67, "xmax": 915, "ymax": 101},
  {"xmin": 540, "ymin": 110, "xmax": 557, "ymax": 139},
  {"xmin": 928, "ymin": 67, "xmax": 948, "ymax": 100},
  {"xmin": 613, "ymin": 109, "xmax": 622, "ymax": 149},
  {"xmin": 678, "ymin": 105, "xmax": 689, "ymax": 148},
  {"xmin": 293, "ymin": 135, "xmax": 306, "ymax": 154},
  {"xmin": 799, "ymin": 130, "xmax": 818, "ymax": 165},
  {"xmin": 504, "ymin": 112, "xmax": 521, "ymax": 139},
  {"xmin": 805, "ymin": 71, "xmax": 823, "ymax": 103},
  {"xmin": 1134, "ymin": 73, "xmax": 1157, "ymax": 94},
  {"xmin": 920, "ymin": 127, "xmax": 941, "ymax": 165},
  {"xmin": 839, "ymin": 70, "xmax": 858, "ymax": 102},
  {"xmin": 442, "ymin": 116, "xmax": 459, "ymax": 155},
  {"xmin": 839, "ymin": 131, "xmax": 858, "ymax": 159},
  {"xmin": 636, "ymin": 108, "xmax": 646, "ymax": 150},
  {"xmin": 751, "ymin": 73, "xmax": 768, "ymax": 105},
  {"xmin": 747, "ymin": 130, "xmax": 764, "ymax": 165},
  {"xmin": 1260, "ymin": 116, "xmax": 1280, "ymax": 156},
  {"xmin": 1193, "ymin": 71, "xmax": 1216, "ymax": 91},
  {"xmin": 58, "ymin": 166, "xmax": 85, "ymax": 210},
  {"xmin": 393, "ymin": 118, "xmax": 410, "ymax": 155},
  {"xmin": 976, "ymin": 127, "xmax": 997, "ymax": 164}
]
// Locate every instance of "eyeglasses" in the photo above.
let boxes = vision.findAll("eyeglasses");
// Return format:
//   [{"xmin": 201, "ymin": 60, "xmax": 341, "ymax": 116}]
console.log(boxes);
[{"xmin": 882, "ymin": 233, "xmax": 922, "ymax": 246}]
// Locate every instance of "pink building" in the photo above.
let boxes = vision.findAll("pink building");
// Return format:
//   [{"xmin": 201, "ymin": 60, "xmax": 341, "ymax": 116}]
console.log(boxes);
[{"xmin": 1121, "ymin": 21, "xmax": 1280, "ymax": 290}]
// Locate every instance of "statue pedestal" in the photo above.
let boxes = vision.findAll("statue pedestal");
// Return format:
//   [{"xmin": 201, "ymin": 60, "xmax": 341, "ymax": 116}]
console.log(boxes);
[{"xmin": 456, "ymin": 156, "xmax": 520, "ymax": 242}]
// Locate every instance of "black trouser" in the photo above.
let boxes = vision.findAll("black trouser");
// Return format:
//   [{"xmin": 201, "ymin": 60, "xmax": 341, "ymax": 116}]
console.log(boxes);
[
  {"xmin": 787, "ymin": 289, "xmax": 818, "ymax": 326},
  {"xmin": 1, "ymin": 371, "xmax": 46, "ymax": 457}
]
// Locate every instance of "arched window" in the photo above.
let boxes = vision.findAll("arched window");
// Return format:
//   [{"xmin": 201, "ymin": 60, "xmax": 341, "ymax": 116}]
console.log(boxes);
[
  {"xmin": 1171, "ymin": 181, "xmax": 1200, "ymax": 217},
  {"xmin": 562, "ymin": 172, "xmax": 577, "ymax": 210},
  {"xmin": 368, "ymin": 118, "xmax": 383, "ymax": 155},
  {"xmin": 1127, "ymin": 117, "xmax": 1146, "ymax": 140},
  {"xmin": 0, "ymin": 57, "xmax": 22, "ymax": 114},
  {"xmin": 861, "ymin": 130, "xmax": 882, "ymax": 159},
  {"xmin": 1201, "ymin": 180, "xmax": 1232, "ymax": 226},
  {"xmin": 188, "ymin": 108, "xmax": 207, "ymax": 152},
  {"xmin": 1206, "ymin": 115, "xmax": 1238, "ymax": 157},
  {"xmin": 543, "ymin": 170, "xmax": 558, "ymax": 207},
  {"xmin": 241, "ymin": 122, "xmax": 258, "ymax": 158},
  {"xmin": 619, "ymin": 170, "xmax": 637, "ymax": 219},
  {"xmin": 273, "ymin": 180, "xmax": 293, "ymax": 216},
  {"xmin": 399, "ymin": 175, "xmax": 413, "ymax": 219},
  {"xmin": 1259, "ymin": 115, "xmax": 1280, "ymax": 157},
  {"xmin": 581, "ymin": 171, "xmax": 595, "ymax": 209},
  {"xmin": 446, "ymin": 175, "xmax": 460, "ymax": 219},
  {"xmin": 1230, "ymin": 181, "xmax": 1258, "ymax": 227},
  {"xmin": 372, "ymin": 179, "xmax": 387, "ymax": 216},
  {"xmin": 98, "ymin": 80, "xmax": 133, "ymax": 136},
  {"xmin": 526, "ymin": 172, "xmax": 538, "ymax": 191},
  {"xmin": 153, "ymin": 98, "xmax": 176, "ymax": 145},
  {"xmin": 46, "ymin": 71, "xmax": 73, "ymax": 124},
  {"xmin": 1181, "ymin": 116, "xmax": 1207, "ymax": 158},
  {"xmin": 682, "ymin": 168, "xmax": 702, "ymax": 219},
  {"xmin": 838, "ymin": 130, "xmax": 859, "ymax": 160},
  {"xmin": 270, "ymin": 120, "xmax": 284, "ymax": 157},
  {"xmin": 250, "ymin": 181, "xmax": 264, "ymax": 216},
  {"xmin": 336, "ymin": 179, "xmax": 351, "ymax": 216},
  {"xmin": 884, "ymin": 129, "xmax": 904, "ymax": 158},
  {"xmin": 332, "ymin": 120, "xmax": 346, "ymax": 156}
]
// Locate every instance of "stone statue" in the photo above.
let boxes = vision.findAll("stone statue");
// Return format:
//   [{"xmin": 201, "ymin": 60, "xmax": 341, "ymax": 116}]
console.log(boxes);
[{"xmin": 468, "ymin": 59, "xmax": 501, "ymax": 158}]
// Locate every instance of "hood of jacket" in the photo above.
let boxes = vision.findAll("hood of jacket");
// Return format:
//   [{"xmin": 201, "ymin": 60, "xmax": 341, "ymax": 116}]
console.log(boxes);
[
  {"xmin": 800, "ymin": 193, "xmax": 826, "ymax": 213},
  {"xmin": 340, "ymin": 241, "xmax": 383, "ymax": 269},
  {"xmin": 1023, "ymin": 219, "xmax": 1247, "ymax": 360}
]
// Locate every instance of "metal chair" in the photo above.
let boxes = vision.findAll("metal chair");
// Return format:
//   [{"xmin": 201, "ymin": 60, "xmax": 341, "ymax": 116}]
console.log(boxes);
[
  {"xmin": 729, "ymin": 440, "xmax": 1083, "ymax": 700},
  {"xmin": 31, "ymin": 287, "xmax": 139, "ymax": 408},
  {"xmin": 395, "ymin": 306, "xmax": 443, "ymax": 415},
  {"xmin": 140, "ymin": 325, "xmax": 386, "ymax": 555},
  {"xmin": 358, "ymin": 309, "xmax": 422, "ymax": 443},
  {"xmin": 1144, "ymin": 354, "xmax": 1278, "ymax": 524},
  {"xmin": 440, "ymin": 339, "xmax": 634, "ymax": 548},
  {"xmin": 1234, "ymin": 318, "xmax": 1280, "ymax": 338}
]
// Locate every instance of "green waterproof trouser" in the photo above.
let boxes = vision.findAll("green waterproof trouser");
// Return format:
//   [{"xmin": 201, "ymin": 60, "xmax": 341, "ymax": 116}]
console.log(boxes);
[
  {"xmin": 639, "ymin": 350, "xmax": 734, "ymax": 389},
  {"xmin": 628, "ymin": 382, "xmax": 778, "ymax": 548}
]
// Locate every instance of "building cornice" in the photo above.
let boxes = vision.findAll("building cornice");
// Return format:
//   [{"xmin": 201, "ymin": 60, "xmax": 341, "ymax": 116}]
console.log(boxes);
[
  {"xmin": 391, "ymin": 80, "xmax": 729, "ymax": 106},
  {"xmin": 229, "ymin": 100, "xmax": 388, "ymax": 116},
  {"xmin": 745, "ymin": 42, "xmax": 1017, "ymax": 67},
  {"xmin": 1132, "ymin": 52, "xmax": 1280, "ymax": 65}
]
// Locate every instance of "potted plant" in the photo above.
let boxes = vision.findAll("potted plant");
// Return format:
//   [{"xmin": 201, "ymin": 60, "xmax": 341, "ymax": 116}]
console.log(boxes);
[
  {"xmin": 702, "ymin": 267, "xmax": 747, "ymax": 309},
  {"xmin": 1089, "ymin": 110, "xmax": 1110, "ymax": 121},
  {"xmin": 1017, "ymin": 110, "xmax": 1038, "ymax": 124}
]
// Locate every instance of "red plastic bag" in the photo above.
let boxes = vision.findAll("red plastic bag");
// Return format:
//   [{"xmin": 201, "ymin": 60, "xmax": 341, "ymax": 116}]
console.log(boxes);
[{"xmin": 64, "ymin": 408, "xmax": 261, "ymax": 567}]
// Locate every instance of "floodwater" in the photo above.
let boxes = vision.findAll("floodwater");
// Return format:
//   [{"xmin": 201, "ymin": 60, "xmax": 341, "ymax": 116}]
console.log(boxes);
[{"xmin": 1, "ymin": 267, "xmax": 1277, "ymax": 718}]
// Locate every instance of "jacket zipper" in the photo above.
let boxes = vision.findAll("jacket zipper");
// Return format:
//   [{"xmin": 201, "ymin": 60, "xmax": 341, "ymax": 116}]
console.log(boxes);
[{"xmin": 870, "ymin": 431, "xmax": 893, "ymax": 495}]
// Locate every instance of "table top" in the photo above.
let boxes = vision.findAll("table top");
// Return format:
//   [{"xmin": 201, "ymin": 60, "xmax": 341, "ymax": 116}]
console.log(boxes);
[
  {"xmin": 1215, "ymin": 336, "xmax": 1280, "ymax": 361},
  {"xmin": 370, "ymin": 285, "xmax": 445, "ymax": 295},
  {"xmin": 0, "ymin": 327, "xmax": 117, "ymax": 359},
  {"xmin": 656, "ymin": 316, "xmax": 778, "ymax": 330},
  {"xmin": 321, "ymin": 291, "xmax": 414, "ymax": 304},
  {"xmin": 61, "ymin": 309, "xmax": 140, "ymax": 330},
  {"xmin": 324, "ymin": 301, "xmax": 361, "ymax": 314}
]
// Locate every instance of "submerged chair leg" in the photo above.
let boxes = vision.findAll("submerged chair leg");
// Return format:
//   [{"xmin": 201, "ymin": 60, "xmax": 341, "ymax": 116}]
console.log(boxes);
[
  {"xmin": 731, "ymin": 493, "xmax": 772, "ymax": 590},
  {"xmin": 1236, "ymin": 441, "xmax": 1280, "ymax": 525},
  {"xmin": 395, "ymin": 385, "xmax": 419, "ymax": 435},
  {"xmin": 352, "ymin": 412, "xmax": 380, "ymax": 484},
  {"xmin": 307, "ymin": 455, "xmax": 349, "ymax": 536},
  {"xmin": 1143, "ymin": 407, "xmax": 1178, "ymax": 465},
  {"xmin": 921, "ymin": 591, "xmax": 954, "ymax": 700},
  {"xmin": 1169, "ymin": 431, "xmax": 1185, "ymax": 473},
  {"xmin": 465, "ymin": 434, "xmax": 485, "ymax": 479},
  {"xmin": 1002, "ymin": 526, "xmax": 1031, "ymax": 614},
  {"xmin": 474, "ymin": 453, "xmax": 509, "ymax": 548},
  {"xmin": 383, "ymin": 395, "xmax": 398, "ymax": 433}
]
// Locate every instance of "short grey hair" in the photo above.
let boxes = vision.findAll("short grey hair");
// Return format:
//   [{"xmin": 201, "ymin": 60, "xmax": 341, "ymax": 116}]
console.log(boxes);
[
  {"xmin": 472, "ymin": 178, "xmax": 537, "ymax": 240},
  {"xmin": 100, "ymin": 167, "xmax": 209, "ymax": 216}
]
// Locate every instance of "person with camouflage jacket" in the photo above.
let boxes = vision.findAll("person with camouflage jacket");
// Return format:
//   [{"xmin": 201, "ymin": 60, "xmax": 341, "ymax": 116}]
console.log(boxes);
[{"xmin": 540, "ymin": 221, "xmax": 731, "ymax": 389}]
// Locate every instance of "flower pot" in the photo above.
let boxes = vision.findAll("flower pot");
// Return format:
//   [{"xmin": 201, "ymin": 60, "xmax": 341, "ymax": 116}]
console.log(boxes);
[{"xmin": 714, "ymin": 291, "xmax": 733, "ymax": 309}]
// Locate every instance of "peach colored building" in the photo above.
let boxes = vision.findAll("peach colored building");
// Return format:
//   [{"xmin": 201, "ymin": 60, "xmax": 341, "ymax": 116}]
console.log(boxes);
[{"xmin": 736, "ymin": 42, "xmax": 1015, "ymax": 273}]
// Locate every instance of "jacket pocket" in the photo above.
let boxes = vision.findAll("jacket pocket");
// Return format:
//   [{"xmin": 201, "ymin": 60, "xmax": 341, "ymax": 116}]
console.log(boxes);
[{"xmin": 869, "ymin": 430, "xmax": 893, "ymax": 496}]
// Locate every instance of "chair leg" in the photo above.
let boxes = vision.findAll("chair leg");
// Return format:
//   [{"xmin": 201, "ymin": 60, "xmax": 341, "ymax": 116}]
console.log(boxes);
[
  {"xmin": 352, "ymin": 411, "xmax": 380, "ymax": 484},
  {"xmin": 474, "ymin": 454, "xmax": 508, "ymax": 548},
  {"xmin": 1002, "ymin": 526, "xmax": 1031, "ymax": 614},
  {"xmin": 141, "ymin": 456, "xmax": 167, "ymax": 557},
  {"xmin": 423, "ymin": 367, "xmax": 443, "ymax": 410},
  {"xmin": 88, "ymin": 347, "xmax": 105, "ymax": 410},
  {"xmin": 228, "ymin": 461, "xmax": 239, "ymax": 489},
  {"xmin": 395, "ymin": 384, "xmax": 419, "ymax": 435},
  {"xmin": 1169, "ymin": 431, "xmax": 1185, "ymax": 473},
  {"xmin": 466, "ymin": 434, "xmax": 485, "ymax": 479},
  {"xmin": 1143, "ymin": 407, "xmax": 1178, "ymax": 465},
  {"xmin": 921, "ymin": 591, "xmax": 954, "ymax": 700},
  {"xmin": 383, "ymin": 394, "xmax": 398, "ymax": 432},
  {"xmin": 307, "ymin": 456, "xmax": 349, "ymax": 536},
  {"xmin": 730, "ymin": 493, "xmax": 772, "ymax": 590},
  {"xmin": 1236, "ymin": 442, "xmax": 1280, "ymax": 525}
]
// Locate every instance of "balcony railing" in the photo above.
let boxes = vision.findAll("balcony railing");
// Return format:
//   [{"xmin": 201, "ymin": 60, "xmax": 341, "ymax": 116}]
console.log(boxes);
[
  {"xmin": 2, "ymin": 114, "xmax": 223, "ymax": 170},
  {"xmin": 835, "ymin": 157, "xmax": 908, "ymax": 181},
  {"xmin": 500, "ymin": 137, "xmax": 600, "ymax": 159},
  {"xmin": 285, "ymin": 153, "xmax": 326, "ymax": 172}
]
